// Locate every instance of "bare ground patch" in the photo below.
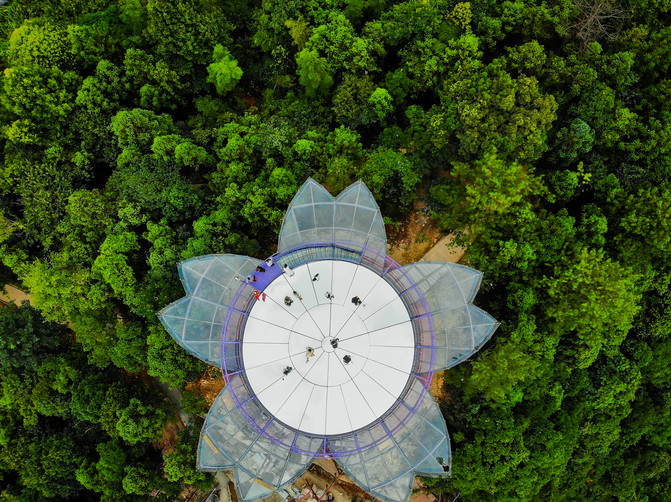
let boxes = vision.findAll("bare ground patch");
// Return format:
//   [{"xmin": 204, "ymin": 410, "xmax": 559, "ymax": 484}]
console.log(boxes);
[
  {"xmin": 387, "ymin": 201, "xmax": 443, "ymax": 265},
  {"xmin": 187, "ymin": 367, "xmax": 226, "ymax": 406},
  {"xmin": 155, "ymin": 417, "xmax": 183, "ymax": 455}
]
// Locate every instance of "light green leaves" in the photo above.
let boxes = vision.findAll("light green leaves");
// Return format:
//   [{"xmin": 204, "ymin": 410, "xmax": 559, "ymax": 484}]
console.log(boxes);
[
  {"xmin": 295, "ymin": 48, "xmax": 333, "ymax": 97},
  {"xmin": 545, "ymin": 248, "xmax": 642, "ymax": 367},
  {"xmin": 431, "ymin": 150, "xmax": 545, "ymax": 234},
  {"xmin": 206, "ymin": 44, "xmax": 242, "ymax": 94}
]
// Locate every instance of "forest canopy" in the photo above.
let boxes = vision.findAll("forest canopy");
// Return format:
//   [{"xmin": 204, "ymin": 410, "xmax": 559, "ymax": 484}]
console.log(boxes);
[{"xmin": 1, "ymin": 0, "xmax": 671, "ymax": 500}]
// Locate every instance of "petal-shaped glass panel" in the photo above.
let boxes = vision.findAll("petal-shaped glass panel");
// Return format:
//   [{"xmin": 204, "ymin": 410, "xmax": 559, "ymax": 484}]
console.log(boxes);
[
  {"xmin": 401, "ymin": 262, "xmax": 483, "ymax": 309},
  {"xmin": 336, "ymin": 181, "xmax": 387, "ymax": 253},
  {"xmin": 372, "ymin": 472, "xmax": 415, "ymax": 502},
  {"xmin": 336, "ymin": 390, "xmax": 450, "ymax": 502},
  {"xmin": 179, "ymin": 255, "xmax": 258, "ymax": 302},
  {"xmin": 199, "ymin": 386, "xmax": 315, "ymax": 500},
  {"xmin": 197, "ymin": 433, "xmax": 235, "ymax": 471},
  {"xmin": 279, "ymin": 179, "xmax": 334, "ymax": 251},
  {"xmin": 335, "ymin": 183, "xmax": 362, "ymax": 204},
  {"xmin": 279, "ymin": 179, "xmax": 387, "ymax": 255},
  {"xmin": 401, "ymin": 262, "xmax": 497, "ymax": 373},
  {"xmin": 159, "ymin": 296, "xmax": 228, "ymax": 365},
  {"xmin": 160, "ymin": 254, "xmax": 260, "ymax": 365},
  {"xmin": 415, "ymin": 436, "xmax": 450, "ymax": 475},
  {"xmin": 425, "ymin": 304, "xmax": 499, "ymax": 372},
  {"xmin": 314, "ymin": 202, "xmax": 335, "ymax": 230},
  {"xmin": 236, "ymin": 470, "xmax": 275, "ymax": 501},
  {"xmin": 466, "ymin": 305, "xmax": 499, "ymax": 351}
]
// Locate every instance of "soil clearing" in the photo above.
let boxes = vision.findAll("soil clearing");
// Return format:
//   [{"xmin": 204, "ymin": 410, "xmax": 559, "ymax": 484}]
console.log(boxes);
[
  {"xmin": 387, "ymin": 201, "xmax": 443, "ymax": 265},
  {"xmin": 187, "ymin": 367, "xmax": 226, "ymax": 406}
]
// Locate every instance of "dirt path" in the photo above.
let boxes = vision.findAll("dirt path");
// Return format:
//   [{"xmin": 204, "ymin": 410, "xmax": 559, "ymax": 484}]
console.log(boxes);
[
  {"xmin": 186, "ymin": 368, "xmax": 226, "ymax": 406},
  {"xmin": 420, "ymin": 234, "xmax": 465, "ymax": 263},
  {"xmin": 0, "ymin": 284, "xmax": 31, "ymax": 305},
  {"xmin": 155, "ymin": 380, "xmax": 194, "ymax": 427}
]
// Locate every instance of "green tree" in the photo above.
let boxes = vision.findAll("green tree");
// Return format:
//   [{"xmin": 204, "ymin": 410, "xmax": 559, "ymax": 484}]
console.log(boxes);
[
  {"xmin": 306, "ymin": 13, "xmax": 380, "ymax": 73},
  {"xmin": 146, "ymin": 324, "xmax": 205, "ymax": 387},
  {"xmin": 19, "ymin": 435, "xmax": 86, "ymax": 498},
  {"xmin": 2, "ymin": 65, "xmax": 80, "ymax": 145},
  {"xmin": 74, "ymin": 59, "xmax": 129, "ymax": 163},
  {"xmin": 445, "ymin": 60, "xmax": 558, "ymax": 161},
  {"xmin": 180, "ymin": 390, "xmax": 208, "ymax": 416},
  {"xmin": 95, "ymin": 440, "xmax": 126, "ymax": 485},
  {"xmin": 295, "ymin": 48, "xmax": 333, "ymax": 97},
  {"xmin": 123, "ymin": 48, "xmax": 186, "ymax": 110},
  {"xmin": 119, "ymin": 0, "xmax": 147, "ymax": 37},
  {"xmin": 614, "ymin": 187, "xmax": 671, "ymax": 280},
  {"xmin": 285, "ymin": 16, "xmax": 312, "ymax": 49},
  {"xmin": 206, "ymin": 44, "xmax": 243, "ymax": 94},
  {"xmin": 332, "ymin": 74, "xmax": 384, "ymax": 126},
  {"xmin": 0, "ymin": 302, "xmax": 64, "ymax": 370},
  {"xmin": 145, "ymin": 0, "xmax": 232, "ymax": 74},
  {"xmin": 70, "ymin": 373, "xmax": 109, "ymax": 423},
  {"xmin": 110, "ymin": 321, "xmax": 147, "ymax": 373},
  {"xmin": 163, "ymin": 426, "xmax": 210, "ymax": 486},
  {"xmin": 92, "ymin": 231, "xmax": 140, "ymax": 305},
  {"xmin": 67, "ymin": 9, "xmax": 125, "ymax": 69},
  {"xmin": 430, "ymin": 150, "xmax": 545, "ymax": 234},
  {"xmin": 152, "ymin": 134, "xmax": 212, "ymax": 169},
  {"xmin": 110, "ymin": 108, "xmax": 176, "ymax": 151},
  {"xmin": 545, "ymin": 248, "xmax": 642, "ymax": 367},
  {"xmin": 360, "ymin": 148, "xmax": 422, "ymax": 214},
  {"xmin": 7, "ymin": 19, "xmax": 73, "ymax": 68},
  {"xmin": 552, "ymin": 118, "xmax": 596, "ymax": 164},
  {"xmin": 122, "ymin": 464, "xmax": 173, "ymax": 495},
  {"xmin": 368, "ymin": 87, "xmax": 393, "ymax": 122},
  {"xmin": 115, "ymin": 398, "xmax": 166, "ymax": 444}
]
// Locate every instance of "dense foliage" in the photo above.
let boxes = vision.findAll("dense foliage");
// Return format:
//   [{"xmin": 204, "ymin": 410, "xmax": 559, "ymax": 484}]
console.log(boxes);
[{"xmin": 1, "ymin": 0, "xmax": 671, "ymax": 500}]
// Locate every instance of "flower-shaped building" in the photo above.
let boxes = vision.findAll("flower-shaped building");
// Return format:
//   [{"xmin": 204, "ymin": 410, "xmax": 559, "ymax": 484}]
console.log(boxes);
[{"xmin": 159, "ymin": 179, "xmax": 498, "ymax": 502}]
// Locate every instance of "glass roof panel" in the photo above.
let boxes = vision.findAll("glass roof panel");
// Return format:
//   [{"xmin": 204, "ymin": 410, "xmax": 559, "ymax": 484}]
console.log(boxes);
[
  {"xmin": 371, "ymin": 472, "xmax": 414, "ymax": 502},
  {"xmin": 314, "ymin": 202, "xmax": 335, "ymax": 229},
  {"xmin": 416, "ymin": 436, "xmax": 450, "ymax": 474},
  {"xmin": 335, "ymin": 183, "xmax": 361, "ymax": 204},
  {"xmin": 310, "ymin": 182, "xmax": 335, "ymax": 204},
  {"xmin": 278, "ymin": 179, "xmax": 387, "ymax": 254},
  {"xmin": 334, "ymin": 392, "xmax": 449, "ymax": 501},
  {"xmin": 290, "ymin": 180, "xmax": 318, "ymax": 207}
]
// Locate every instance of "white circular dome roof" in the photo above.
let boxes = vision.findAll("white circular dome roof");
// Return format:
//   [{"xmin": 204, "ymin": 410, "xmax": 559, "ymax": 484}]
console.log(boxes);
[{"xmin": 242, "ymin": 260, "xmax": 415, "ymax": 435}]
